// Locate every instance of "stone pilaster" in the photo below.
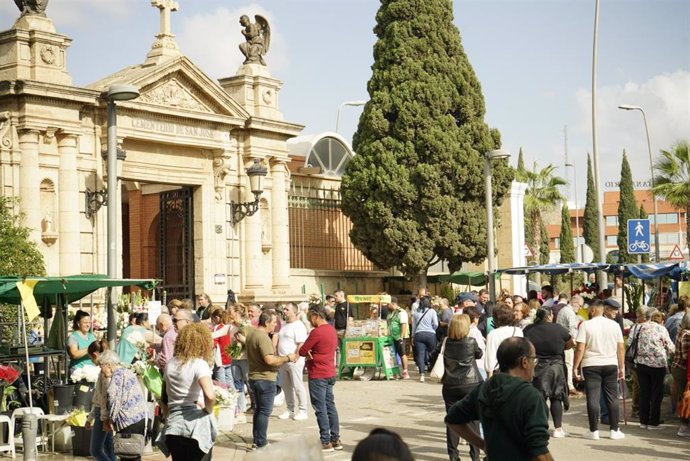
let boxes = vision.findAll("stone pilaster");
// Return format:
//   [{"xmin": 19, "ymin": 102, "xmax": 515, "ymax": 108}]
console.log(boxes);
[
  {"xmin": 271, "ymin": 160, "xmax": 290, "ymax": 289},
  {"xmin": 18, "ymin": 129, "xmax": 41, "ymax": 243},
  {"xmin": 57, "ymin": 133, "xmax": 80, "ymax": 275},
  {"xmin": 0, "ymin": 15, "xmax": 72, "ymax": 84},
  {"xmin": 218, "ymin": 66, "xmax": 284, "ymax": 120}
]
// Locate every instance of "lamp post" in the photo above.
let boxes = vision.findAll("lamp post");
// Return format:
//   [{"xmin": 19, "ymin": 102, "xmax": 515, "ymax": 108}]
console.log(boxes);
[
  {"xmin": 105, "ymin": 84, "xmax": 139, "ymax": 348},
  {"xmin": 230, "ymin": 158, "xmax": 269, "ymax": 225},
  {"xmin": 591, "ymin": 0, "xmax": 607, "ymax": 289},
  {"xmin": 565, "ymin": 163, "xmax": 581, "ymax": 262},
  {"xmin": 335, "ymin": 100, "xmax": 367, "ymax": 133},
  {"xmin": 485, "ymin": 149, "xmax": 511, "ymax": 303},
  {"xmin": 618, "ymin": 104, "xmax": 661, "ymax": 263}
]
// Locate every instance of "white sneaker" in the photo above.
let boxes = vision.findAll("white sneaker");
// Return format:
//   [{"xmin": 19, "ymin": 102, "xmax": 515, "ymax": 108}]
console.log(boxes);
[
  {"xmin": 609, "ymin": 429, "xmax": 625, "ymax": 440},
  {"xmin": 420, "ymin": 374, "xmax": 425, "ymax": 383},
  {"xmin": 551, "ymin": 428, "xmax": 567, "ymax": 438},
  {"xmin": 639, "ymin": 424, "xmax": 648, "ymax": 429},
  {"xmin": 647, "ymin": 425, "xmax": 664, "ymax": 431},
  {"xmin": 583, "ymin": 430, "xmax": 600, "ymax": 440},
  {"xmin": 293, "ymin": 411, "xmax": 308, "ymax": 421},
  {"xmin": 278, "ymin": 411, "xmax": 293, "ymax": 420}
]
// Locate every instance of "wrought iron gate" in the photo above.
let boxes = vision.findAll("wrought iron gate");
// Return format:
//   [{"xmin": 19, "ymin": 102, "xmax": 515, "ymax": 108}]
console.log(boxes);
[{"xmin": 159, "ymin": 188, "xmax": 194, "ymax": 300}]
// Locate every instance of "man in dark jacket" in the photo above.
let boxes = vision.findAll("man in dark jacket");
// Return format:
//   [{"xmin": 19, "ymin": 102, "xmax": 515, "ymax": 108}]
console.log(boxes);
[{"xmin": 445, "ymin": 337, "xmax": 554, "ymax": 461}]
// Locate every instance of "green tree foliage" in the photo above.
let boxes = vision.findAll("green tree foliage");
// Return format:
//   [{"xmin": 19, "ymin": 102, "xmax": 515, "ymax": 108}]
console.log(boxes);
[
  {"xmin": 523, "ymin": 162, "xmax": 566, "ymax": 256},
  {"xmin": 559, "ymin": 204, "xmax": 575, "ymax": 263},
  {"xmin": 0, "ymin": 196, "xmax": 46, "ymax": 277},
  {"xmin": 617, "ymin": 151, "xmax": 639, "ymax": 263},
  {"xmin": 583, "ymin": 154, "xmax": 600, "ymax": 259},
  {"xmin": 653, "ymin": 140, "xmax": 690, "ymax": 252},
  {"xmin": 639, "ymin": 204, "xmax": 650, "ymax": 263},
  {"xmin": 341, "ymin": 0, "xmax": 513, "ymax": 278},
  {"xmin": 516, "ymin": 147, "xmax": 526, "ymax": 180},
  {"xmin": 539, "ymin": 217, "xmax": 550, "ymax": 265}
]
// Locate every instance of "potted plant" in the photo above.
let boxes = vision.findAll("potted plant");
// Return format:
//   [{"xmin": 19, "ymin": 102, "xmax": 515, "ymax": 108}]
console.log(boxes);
[{"xmin": 0, "ymin": 365, "xmax": 19, "ymax": 413}]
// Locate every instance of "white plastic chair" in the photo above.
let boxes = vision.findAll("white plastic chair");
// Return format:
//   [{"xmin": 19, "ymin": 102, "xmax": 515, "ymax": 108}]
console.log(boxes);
[
  {"xmin": 10, "ymin": 407, "xmax": 48, "ymax": 455},
  {"xmin": 0, "ymin": 414, "xmax": 15, "ymax": 458}
]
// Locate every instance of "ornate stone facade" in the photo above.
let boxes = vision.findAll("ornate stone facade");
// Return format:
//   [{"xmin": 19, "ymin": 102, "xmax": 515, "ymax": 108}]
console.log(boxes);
[{"xmin": 0, "ymin": 7, "xmax": 305, "ymax": 303}]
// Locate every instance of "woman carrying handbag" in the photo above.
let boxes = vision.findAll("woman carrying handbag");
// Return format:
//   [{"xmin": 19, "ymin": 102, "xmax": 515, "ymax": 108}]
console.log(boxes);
[{"xmin": 441, "ymin": 314, "xmax": 483, "ymax": 461}]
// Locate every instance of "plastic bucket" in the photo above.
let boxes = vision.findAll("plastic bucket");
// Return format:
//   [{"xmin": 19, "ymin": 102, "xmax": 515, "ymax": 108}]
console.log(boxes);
[
  {"xmin": 71, "ymin": 426, "xmax": 91, "ymax": 456},
  {"xmin": 73, "ymin": 382, "xmax": 95, "ymax": 410},
  {"xmin": 52, "ymin": 384, "xmax": 75, "ymax": 415}
]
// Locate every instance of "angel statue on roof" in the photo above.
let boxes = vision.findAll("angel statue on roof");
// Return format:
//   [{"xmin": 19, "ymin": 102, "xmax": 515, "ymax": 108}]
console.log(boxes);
[
  {"xmin": 14, "ymin": 0, "xmax": 49, "ymax": 15},
  {"xmin": 239, "ymin": 14, "xmax": 270, "ymax": 66}
]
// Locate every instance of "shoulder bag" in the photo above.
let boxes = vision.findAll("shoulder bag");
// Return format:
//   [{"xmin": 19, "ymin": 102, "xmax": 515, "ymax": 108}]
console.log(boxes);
[
  {"xmin": 624, "ymin": 324, "xmax": 642, "ymax": 369},
  {"xmin": 430, "ymin": 337, "xmax": 447, "ymax": 382},
  {"xmin": 113, "ymin": 371, "xmax": 146, "ymax": 457}
]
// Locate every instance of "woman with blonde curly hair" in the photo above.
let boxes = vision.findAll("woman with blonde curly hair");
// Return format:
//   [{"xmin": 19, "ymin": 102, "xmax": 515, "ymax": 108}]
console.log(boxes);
[{"xmin": 160, "ymin": 323, "xmax": 216, "ymax": 461}]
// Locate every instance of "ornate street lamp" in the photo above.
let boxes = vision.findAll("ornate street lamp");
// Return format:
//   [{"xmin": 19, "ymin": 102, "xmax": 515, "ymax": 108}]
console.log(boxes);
[{"xmin": 231, "ymin": 158, "xmax": 268, "ymax": 224}]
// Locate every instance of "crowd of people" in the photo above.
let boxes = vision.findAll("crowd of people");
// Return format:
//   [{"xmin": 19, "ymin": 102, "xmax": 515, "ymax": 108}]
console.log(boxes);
[{"xmin": 61, "ymin": 282, "xmax": 689, "ymax": 461}]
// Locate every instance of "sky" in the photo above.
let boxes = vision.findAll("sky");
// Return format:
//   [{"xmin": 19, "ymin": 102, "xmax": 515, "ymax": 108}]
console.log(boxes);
[{"xmin": 1, "ymin": 0, "xmax": 688, "ymax": 206}]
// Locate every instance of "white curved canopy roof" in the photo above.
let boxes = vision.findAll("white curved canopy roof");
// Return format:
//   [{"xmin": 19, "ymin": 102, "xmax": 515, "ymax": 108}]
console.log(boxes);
[{"xmin": 287, "ymin": 132, "xmax": 354, "ymax": 177}]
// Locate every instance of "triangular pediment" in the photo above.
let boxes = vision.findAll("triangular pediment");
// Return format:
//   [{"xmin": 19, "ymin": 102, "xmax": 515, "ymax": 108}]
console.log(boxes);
[{"xmin": 87, "ymin": 56, "xmax": 250, "ymax": 122}]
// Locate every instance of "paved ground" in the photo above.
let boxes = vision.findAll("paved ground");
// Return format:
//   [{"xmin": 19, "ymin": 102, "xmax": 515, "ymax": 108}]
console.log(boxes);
[{"xmin": 17, "ymin": 373, "xmax": 690, "ymax": 461}]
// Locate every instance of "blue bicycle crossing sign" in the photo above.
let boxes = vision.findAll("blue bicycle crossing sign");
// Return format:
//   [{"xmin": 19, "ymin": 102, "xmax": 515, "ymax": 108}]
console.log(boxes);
[{"xmin": 627, "ymin": 219, "xmax": 651, "ymax": 254}]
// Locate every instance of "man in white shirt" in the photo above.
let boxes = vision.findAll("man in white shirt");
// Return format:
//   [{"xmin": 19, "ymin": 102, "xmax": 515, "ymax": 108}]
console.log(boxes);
[
  {"xmin": 277, "ymin": 302, "xmax": 309, "ymax": 421},
  {"xmin": 573, "ymin": 300, "xmax": 625, "ymax": 441},
  {"xmin": 556, "ymin": 295, "xmax": 583, "ymax": 396},
  {"xmin": 541, "ymin": 285, "xmax": 556, "ymax": 308}
]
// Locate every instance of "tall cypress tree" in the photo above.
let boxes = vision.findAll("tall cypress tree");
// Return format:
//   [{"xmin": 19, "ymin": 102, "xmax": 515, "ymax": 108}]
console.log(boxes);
[
  {"xmin": 559, "ymin": 204, "xmax": 575, "ymax": 263},
  {"xmin": 583, "ymin": 154, "xmax": 600, "ymax": 259},
  {"xmin": 639, "ymin": 204, "xmax": 650, "ymax": 263},
  {"xmin": 617, "ymin": 151, "xmax": 639, "ymax": 263},
  {"xmin": 341, "ymin": 0, "xmax": 513, "ymax": 279},
  {"xmin": 516, "ymin": 147, "xmax": 526, "ymax": 180},
  {"xmin": 539, "ymin": 217, "xmax": 550, "ymax": 265}
]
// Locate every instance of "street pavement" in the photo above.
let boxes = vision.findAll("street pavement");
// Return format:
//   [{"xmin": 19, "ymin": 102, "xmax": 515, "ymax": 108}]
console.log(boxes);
[{"xmin": 28, "ymin": 373, "xmax": 690, "ymax": 461}]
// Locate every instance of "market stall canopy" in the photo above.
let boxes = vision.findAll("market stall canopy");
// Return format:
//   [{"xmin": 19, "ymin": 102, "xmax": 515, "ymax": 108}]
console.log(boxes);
[
  {"xmin": 496, "ymin": 262, "xmax": 688, "ymax": 281},
  {"xmin": 0, "ymin": 274, "xmax": 158, "ymax": 305},
  {"xmin": 437, "ymin": 271, "xmax": 488, "ymax": 286}
]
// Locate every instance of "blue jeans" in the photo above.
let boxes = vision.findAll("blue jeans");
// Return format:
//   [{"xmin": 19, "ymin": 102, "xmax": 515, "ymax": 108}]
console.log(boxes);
[
  {"xmin": 90, "ymin": 407, "xmax": 116, "ymax": 461},
  {"xmin": 308, "ymin": 377, "xmax": 340, "ymax": 445},
  {"xmin": 413, "ymin": 332, "xmax": 437, "ymax": 374},
  {"xmin": 232, "ymin": 360, "xmax": 250, "ymax": 412},
  {"xmin": 249, "ymin": 379, "xmax": 276, "ymax": 447},
  {"xmin": 214, "ymin": 364, "xmax": 233, "ymax": 386}
]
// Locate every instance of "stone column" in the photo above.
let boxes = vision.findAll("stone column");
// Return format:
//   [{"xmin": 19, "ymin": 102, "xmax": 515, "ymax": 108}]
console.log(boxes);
[
  {"xmin": 271, "ymin": 161, "xmax": 290, "ymax": 289},
  {"xmin": 58, "ymin": 133, "xmax": 80, "ymax": 275},
  {"xmin": 243, "ymin": 160, "xmax": 264, "ymax": 290},
  {"xmin": 18, "ymin": 129, "xmax": 41, "ymax": 243}
]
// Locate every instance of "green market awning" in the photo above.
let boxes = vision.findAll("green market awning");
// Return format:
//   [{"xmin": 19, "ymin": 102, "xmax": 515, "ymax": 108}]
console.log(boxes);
[
  {"xmin": 0, "ymin": 274, "xmax": 158, "ymax": 305},
  {"xmin": 437, "ymin": 271, "xmax": 489, "ymax": 286}
]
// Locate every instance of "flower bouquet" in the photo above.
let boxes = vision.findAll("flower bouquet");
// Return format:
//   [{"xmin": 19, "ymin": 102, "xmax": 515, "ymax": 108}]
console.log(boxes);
[
  {"xmin": 226, "ymin": 325, "xmax": 249, "ymax": 359},
  {"xmin": 70, "ymin": 364, "xmax": 100, "ymax": 384},
  {"xmin": 213, "ymin": 383, "xmax": 236, "ymax": 409},
  {"xmin": 0, "ymin": 364, "xmax": 19, "ymax": 412}
]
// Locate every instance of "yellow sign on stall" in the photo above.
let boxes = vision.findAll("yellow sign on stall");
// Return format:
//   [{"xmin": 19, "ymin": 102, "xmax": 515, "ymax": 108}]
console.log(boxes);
[
  {"xmin": 347, "ymin": 294, "xmax": 391, "ymax": 304},
  {"xmin": 344, "ymin": 340, "xmax": 376, "ymax": 366}
]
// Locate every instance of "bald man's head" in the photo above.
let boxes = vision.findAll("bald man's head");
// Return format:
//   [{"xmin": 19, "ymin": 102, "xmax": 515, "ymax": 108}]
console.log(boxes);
[{"xmin": 156, "ymin": 313, "xmax": 173, "ymax": 333}]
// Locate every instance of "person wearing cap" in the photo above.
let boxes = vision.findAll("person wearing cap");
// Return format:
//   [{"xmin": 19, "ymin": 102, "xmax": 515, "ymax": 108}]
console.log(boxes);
[
  {"xmin": 603, "ymin": 297, "xmax": 625, "ymax": 335},
  {"xmin": 573, "ymin": 299, "xmax": 626, "ymax": 440}
]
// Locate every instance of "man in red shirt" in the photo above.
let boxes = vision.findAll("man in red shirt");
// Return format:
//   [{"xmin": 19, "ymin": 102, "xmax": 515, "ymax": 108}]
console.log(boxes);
[{"xmin": 299, "ymin": 304, "xmax": 342, "ymax": 453}]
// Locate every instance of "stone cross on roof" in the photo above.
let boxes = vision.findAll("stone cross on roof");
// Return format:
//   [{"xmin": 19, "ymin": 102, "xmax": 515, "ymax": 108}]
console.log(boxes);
[
  {"xmin": 152, "ymin": 0, "xmax": 178, "ymax": 37},
  {"xmin": 146, "ymin": 0, "xmax": 180, "ymax": 63}
]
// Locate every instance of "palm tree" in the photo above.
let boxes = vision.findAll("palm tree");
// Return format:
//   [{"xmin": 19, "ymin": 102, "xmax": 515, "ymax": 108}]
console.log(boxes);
[
  {"xmin": 523, "ymin": 162, "xmax": 567, "ymax": 260},
  {"xmin": 652, "ymin": 140, "xmax": 690, "ymax": 254}
]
